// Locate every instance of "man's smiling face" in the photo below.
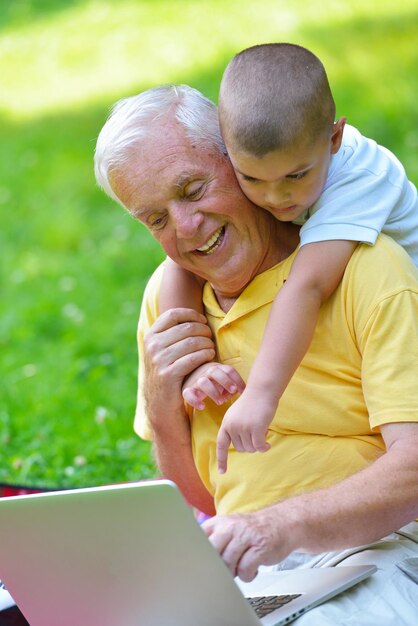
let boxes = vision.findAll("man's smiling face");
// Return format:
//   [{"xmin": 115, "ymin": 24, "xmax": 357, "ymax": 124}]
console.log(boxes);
[{"xmin": 109, "ymin": 117, "xmax": 281, "ymax": 298}]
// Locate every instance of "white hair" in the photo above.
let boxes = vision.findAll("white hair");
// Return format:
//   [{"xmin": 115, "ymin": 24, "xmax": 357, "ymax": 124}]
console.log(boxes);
[{"xmin": 94, "ymin": 84, "xmax": 225, "ymax": 206}]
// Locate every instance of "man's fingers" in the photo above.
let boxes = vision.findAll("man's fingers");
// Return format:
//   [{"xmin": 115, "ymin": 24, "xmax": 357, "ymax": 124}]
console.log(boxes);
[
  {"xmin": 203, "ymin": 512, "xmax": 291, "ymax": 584},
  {"xmin": 163, "ymin": 335, "xmax": 215, "ymax": 365},
  {"xmin": 203, "ymin": 516, "xmax": 258, "ymax": 581},
  {"xmin": 202, "ymin": 520, "xmax": 234, "ymax": 555},
  {"xmin": 145, "ymin": 323, "xmax": 213, "ymax": 356},
  {"xmin": 145, "ymin": 309, "xmax": 213, "ymax": 361},
  {"xmin": 234, "ymin": 547, "xmax": 261, "ymax": 582},
  {"xmin": 217, "ymin": 428, "xmax": 231, "ymax": 474},
  {"xmin": 173, "ymin": 348, "xmax": 216, "ymax": 378},
  {"xmin": 151, "ymin": 308, "xmax": 207, "ymax": 332}
]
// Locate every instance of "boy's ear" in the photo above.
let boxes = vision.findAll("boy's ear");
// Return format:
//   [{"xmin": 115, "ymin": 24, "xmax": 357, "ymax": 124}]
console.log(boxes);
[{"xmin": 330, "ymin": 117, "xmax": 346, "ymax": 154}]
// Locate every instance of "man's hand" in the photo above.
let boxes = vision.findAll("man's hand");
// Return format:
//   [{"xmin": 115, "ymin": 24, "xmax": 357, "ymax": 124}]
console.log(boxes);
[
  {"xmin": 204, "ymin": 423, "xmax": 418, "ymax": 583},
  {"xmin": 182, "ymin": 363, "xmax": 245, "ymax": 410},
  {"xmin": 216, "ymin": 389, "xmax": 277, "ymax": 473},
  {"xmin": 143, "ymin": 308, "xmax": 216, "ymax": 420},
  {"xmin": 202, "ymin": 506, "xmax": 296, "ymax": 582}
]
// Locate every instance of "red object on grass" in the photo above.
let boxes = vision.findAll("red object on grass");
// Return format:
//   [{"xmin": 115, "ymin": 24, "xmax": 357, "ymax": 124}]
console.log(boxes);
[{"xmin": 0, "ymin": 484, "xmax": 52, "ymax": 498}]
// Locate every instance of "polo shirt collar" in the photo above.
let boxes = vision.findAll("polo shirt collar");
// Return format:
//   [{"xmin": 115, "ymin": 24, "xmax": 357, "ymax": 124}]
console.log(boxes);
[{"xmin": 202, "ymin": 250, "xmax": 297, "ymax": 327}]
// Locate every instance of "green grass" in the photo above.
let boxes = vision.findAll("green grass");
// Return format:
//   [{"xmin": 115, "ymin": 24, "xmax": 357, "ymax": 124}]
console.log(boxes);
[{"xmin": 1, "ymin": 0, "xmax": 417, "ymax": 488}]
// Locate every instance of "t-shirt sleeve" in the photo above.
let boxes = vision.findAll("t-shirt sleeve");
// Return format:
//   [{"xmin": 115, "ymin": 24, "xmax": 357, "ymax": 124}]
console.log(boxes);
[
  {"xmin": 134, "ymin": 262, "xmax": 166, "ymax": 441},
  {"xmin": 360, "ymin": 289, "xmax": 418, "ymax": 430},
  {"xmin": 300, "ymin": 127, "xmax": 409, "ymax": 247},
  {"xmin": 348, "ymin": 239, "xmax": 418, "ymax": 430},
  {"xmin": 300, "ymin": 166, "xmax": 406, "ymax": 246}
]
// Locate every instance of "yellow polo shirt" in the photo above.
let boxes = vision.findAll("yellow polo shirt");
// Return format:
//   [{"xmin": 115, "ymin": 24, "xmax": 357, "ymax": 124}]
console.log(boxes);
[{"xmin": 135, "ymin": 235, "xmax": 418, "ymax": 514}]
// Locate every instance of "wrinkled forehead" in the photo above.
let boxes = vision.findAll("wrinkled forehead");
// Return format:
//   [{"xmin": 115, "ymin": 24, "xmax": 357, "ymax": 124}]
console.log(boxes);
[
  {"xmin": 132, "ymin": 121, "xmax": 213, "ymax": 176},
  {"xmin": 109, "ymin": 125, "xmax": 225, "ymax": 213}
]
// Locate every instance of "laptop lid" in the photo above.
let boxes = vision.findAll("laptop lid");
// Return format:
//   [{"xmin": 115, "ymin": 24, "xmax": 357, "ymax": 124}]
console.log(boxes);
[{"xmin": 0, "ymin": 480, "xmax": 375, "ymax": 626}]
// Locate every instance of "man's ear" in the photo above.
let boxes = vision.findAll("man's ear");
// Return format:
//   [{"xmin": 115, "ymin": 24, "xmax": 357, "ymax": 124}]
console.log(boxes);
[{"xmin": 330, "ymin": 117, "xmax": 346, "ymax": 154}]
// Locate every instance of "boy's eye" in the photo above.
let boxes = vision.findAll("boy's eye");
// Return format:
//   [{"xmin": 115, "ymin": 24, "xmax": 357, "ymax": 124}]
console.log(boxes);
[
  {"xmin": 241, "ymin": 174, "xmax": 258, "ymax": 183},
  {"xmin": 286, "ymin": 170, "xmax": 308, "ymax": 181}
]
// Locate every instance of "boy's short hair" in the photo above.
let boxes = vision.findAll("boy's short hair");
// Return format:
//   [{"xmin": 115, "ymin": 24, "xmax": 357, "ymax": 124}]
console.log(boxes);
[{"xmin": 219, "ymin": 43, "xmax": 336, "ymax": 157}]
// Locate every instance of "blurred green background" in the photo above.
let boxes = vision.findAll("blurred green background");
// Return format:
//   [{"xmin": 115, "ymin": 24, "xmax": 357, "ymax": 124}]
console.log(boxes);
[{"xmin": 1, "ymin": 0, "xmax": 417, "ymax": 488}]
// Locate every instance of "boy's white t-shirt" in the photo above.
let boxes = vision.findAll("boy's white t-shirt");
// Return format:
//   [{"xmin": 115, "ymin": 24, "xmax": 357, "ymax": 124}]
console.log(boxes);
[{"xmin": 295, "ymin": 124, "xmax": 418, "ymax": 265}]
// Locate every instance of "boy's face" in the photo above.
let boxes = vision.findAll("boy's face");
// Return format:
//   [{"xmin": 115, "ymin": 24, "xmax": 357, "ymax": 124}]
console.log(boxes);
[{"xmin": 226, "ymin": 118, "xmax": 345, "ymax": 222}]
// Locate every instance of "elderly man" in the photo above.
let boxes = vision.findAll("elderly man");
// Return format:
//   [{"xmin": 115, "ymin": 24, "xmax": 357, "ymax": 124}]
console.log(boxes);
[{"xmin": 95, "ymin": 85, "xmax": 418, "ymax": 623}]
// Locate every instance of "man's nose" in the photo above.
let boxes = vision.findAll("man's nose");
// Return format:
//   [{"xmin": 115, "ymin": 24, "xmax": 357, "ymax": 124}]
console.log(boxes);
[{"xmin": 170, "ymin": 203, "xmax": 204, "ymax": 239}]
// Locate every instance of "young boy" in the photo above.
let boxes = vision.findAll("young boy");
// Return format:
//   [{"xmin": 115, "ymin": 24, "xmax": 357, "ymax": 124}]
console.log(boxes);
[{"xmin": 160, "ymin": 43, "xmax": 418, "ymax": 473}]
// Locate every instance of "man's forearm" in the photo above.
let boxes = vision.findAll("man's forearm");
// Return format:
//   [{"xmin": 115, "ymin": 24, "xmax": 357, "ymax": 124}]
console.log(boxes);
[
  {"xmin": 150, "ymin": 404, "xmax": 215, "ymax": 516},
  {"xmin": 274, "ymin": 427, "xmax": 418, "ymax": 556},
  {"xmin": 139, "ymin": 308, "xmax": 217, "ymax": 516},
  {"xmin": 203, "ymin": 423, "xmax": 418, "ymax": 582}
]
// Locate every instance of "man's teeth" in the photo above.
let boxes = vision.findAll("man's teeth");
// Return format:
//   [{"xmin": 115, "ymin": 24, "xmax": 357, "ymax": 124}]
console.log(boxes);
[{"xmin": 197, "ymin": 227, "xmax": 223, "ymax": 254}]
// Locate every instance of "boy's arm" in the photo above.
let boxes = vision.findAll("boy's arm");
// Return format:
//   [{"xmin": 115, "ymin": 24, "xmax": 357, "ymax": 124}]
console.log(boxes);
[
  {"xmin": 245, "ymin": 239, "xmax": 358, "ymax": 396},
  {"xmin": 217, "ymin": 239, "xmax": 357, "ymax": 471},
  {"xmin": 159, "ymin": 257, "xmax": 205, "ymax": 313},
  {"xmin": 250, "ymin": 239, "xmax": 358, "ymax": 384}
]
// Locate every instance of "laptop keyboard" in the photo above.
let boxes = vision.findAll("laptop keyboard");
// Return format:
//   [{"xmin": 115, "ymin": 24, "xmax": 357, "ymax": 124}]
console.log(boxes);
[{"xmin": 247, "ymin": 594, "xmax": 302, "ymax": 618}]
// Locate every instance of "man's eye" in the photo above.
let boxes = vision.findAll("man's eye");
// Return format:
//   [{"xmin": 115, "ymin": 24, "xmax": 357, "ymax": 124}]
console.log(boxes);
[
  {"xmin": 149, "ymin": 215, "xmax": 167, "ymax": 229},
  {"xmin": 186, "ymin": 183, "xmax": 205, "ymax": 199}
]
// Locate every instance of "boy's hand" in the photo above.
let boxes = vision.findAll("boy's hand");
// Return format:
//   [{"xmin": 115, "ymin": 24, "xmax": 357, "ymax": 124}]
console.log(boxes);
[
  {"xmin": 182, "ymin": 363, "xmax": 245, "ymax": 410},
  {"xmin": 217, "ymin": 390, "xmax": 277, "ymax": 473}
]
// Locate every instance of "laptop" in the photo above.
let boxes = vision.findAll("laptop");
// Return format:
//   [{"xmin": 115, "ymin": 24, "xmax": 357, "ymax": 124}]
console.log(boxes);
[{"xmin": 0, "ymin": 480, "xmax": 376, "ymax": 626}]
